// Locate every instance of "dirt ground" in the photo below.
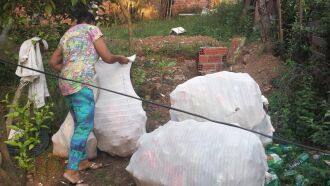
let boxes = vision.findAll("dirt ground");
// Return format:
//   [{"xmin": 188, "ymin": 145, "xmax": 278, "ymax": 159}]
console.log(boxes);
[
  {"xmin": 27, "ymin": 37, "xmax": 282, "ymax": 186},
  {"xmin": 225, "ymin": 41, "xmax": 281, "ymax": 95},
  {"xmin": 132, "ymin": 35, "xmax": 224, "ymax": 52}
]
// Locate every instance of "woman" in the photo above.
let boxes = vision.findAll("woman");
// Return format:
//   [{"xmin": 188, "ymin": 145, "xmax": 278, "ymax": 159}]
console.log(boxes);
[{"xmin": 49, "ymin": 11, "xmax": 128, "ymax": 185}]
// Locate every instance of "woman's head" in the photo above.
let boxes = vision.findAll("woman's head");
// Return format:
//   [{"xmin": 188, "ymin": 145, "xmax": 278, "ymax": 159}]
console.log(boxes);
[{"xmin": 77, "ymin": 11, "xmax": 95, "ymax": 25}]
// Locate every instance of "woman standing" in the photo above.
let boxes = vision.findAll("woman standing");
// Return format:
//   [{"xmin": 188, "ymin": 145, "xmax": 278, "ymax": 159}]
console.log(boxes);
[{"xmin": 49, "ymin": 11, "xmax": 128, "ymax": 185}]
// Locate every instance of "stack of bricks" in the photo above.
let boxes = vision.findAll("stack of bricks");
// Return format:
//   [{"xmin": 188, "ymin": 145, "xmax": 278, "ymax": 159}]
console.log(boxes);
[{"xmin": 197, "ymin": 47, "xmax": 228, "ymax": 74}]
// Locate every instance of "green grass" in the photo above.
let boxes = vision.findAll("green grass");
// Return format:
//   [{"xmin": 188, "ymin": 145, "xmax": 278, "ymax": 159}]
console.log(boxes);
[
  {"xmin": 102, "ymin": 16, "xmax": 200, "ymax": 39},
  {"xmin": 102, "ymin": 3, "xmax": 257, "ymax": 44}
]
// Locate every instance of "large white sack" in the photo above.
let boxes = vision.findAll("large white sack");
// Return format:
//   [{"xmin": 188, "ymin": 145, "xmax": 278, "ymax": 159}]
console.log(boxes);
[
  {"xmin": 51, "ymin": 112, "xmax": 98, "ymax": 159},
  {"xmin": 126, "ymin": 120, "xmax": 268, "ymax": 186},
  {"xmin": 93, "ymin": 59, "xmax": 147, "ymax": 157},
  {"xmin": 170, "ymin": 71, "xmax": 274, "ymax": 145}
]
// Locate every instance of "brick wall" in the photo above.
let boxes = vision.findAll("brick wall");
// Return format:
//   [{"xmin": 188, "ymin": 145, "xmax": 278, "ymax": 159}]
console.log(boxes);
[
  {"xmin": 172, "ymin": 0, "xmax": 220, "ymax": 15},
  {"xmin": 198, "ymin": 47, "xmax": 228, "ymax": 74}
]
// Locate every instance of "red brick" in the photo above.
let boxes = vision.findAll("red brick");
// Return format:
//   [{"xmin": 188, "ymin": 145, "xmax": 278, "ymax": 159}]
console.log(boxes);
[
  {"xmin": 197, "ymin": 64, "xmax": 203, "ymax": 71},
  {"xmin": 215, "ymin": 64, "xmax": 221, "ymax": 71},
  {"xmin": 222, "ymin": 55, "xmax": 227, "ymax": 63},
  {"xmin": 230, "ymin": 39, "xmax": 242, "ymax": 49},
  {"xmin": 199, "ymin": 54, "xmax": 225, "ymax": 63},
  {"xmin": 208, "ymin": 55, "xmax": 222, "ymax": 63},
  {"xmin": 199, "ymin": 47, "xmax": 228, "ymax": 55},
  {"xmin": 203, "ymin": 64, "xmax": 216, "ymax": 71},
  {"xmin": 197, "ymin": 63, "xmax": 221, "ymax": 73},
  {"xmin": 198, "ymin": 55, "xmax": 209, "ymax": 63}
]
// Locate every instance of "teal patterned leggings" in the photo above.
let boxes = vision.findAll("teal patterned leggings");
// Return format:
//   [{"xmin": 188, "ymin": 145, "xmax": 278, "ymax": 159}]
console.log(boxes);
[{"xmin": 65, "ymin": 87, "xmax": 94, "ymax": 170}]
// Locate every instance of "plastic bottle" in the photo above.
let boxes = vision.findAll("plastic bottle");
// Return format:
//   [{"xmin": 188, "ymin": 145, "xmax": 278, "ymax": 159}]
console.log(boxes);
[
  {"xmin": 289, "ymin": 152, "xmax": 309, "ymax": 169},
  {"xmin": 283, "ymin": 169, "xmax": 297, "ymax": 177},
  {"xmin": 295, "ymin": 174, "xmax": 309, "ymax": 186},
  {"xmin": 268, "ymin": 144, "xmax": 295, "ymax": 155},
  {"xmin": 266, "ymin": 171, "xmax": 280, "ymax": 186},
  {"xmin": 267, "ymin": 153, "xmax": 284, "ymax": 171}
]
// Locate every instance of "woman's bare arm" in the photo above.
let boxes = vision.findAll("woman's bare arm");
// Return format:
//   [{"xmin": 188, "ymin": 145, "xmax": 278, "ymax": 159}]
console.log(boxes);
[
  {"xmin": 94, "ymin": 37, "xmax": 128, "ymax": 64},
  {"xmin": 49, "ymin": 48, "xmax": 64, "ymax": 72}
]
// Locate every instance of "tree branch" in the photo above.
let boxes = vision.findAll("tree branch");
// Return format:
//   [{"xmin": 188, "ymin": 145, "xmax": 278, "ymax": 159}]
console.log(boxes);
[
  {"xmin": 0, "ymin": 168, "xmax": 19, "ymax": 186},
  {"xmin": 0, "ymin": 102, "xmax": 19, "ymax": 184},
  {"xmin": 118, "ymin": 0, "xmax": 133, "ymax": 55}
]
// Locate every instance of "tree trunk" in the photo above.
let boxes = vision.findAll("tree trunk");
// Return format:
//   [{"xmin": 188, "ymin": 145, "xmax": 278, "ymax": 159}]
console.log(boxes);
[
  {"xmin": 118, "ymin": 0, "xmax": 133, "ymax": 55},
  {"xmin": 5, "ymin": 81, "xmax": 29, "ymax": 137},
  {"xmin": 277, "ymin": 0, "xmax": 283, "ymax": 42},
  {"xmin": 240, "ymin": 0, "xmax": 252, "ymax": 26},
  {"xmin": 255, "ymin": 0, "xmax": 271, "ymax": 42},
  {"xmin": 298, "ymin": 0, "xmax": 303, "ymax": 28},
  {"xmin": 0, "ymin": 113, "xmax": 19, "ymax": 186},
  {"xmin": 0, "ymin": 168, "xmax": 19, "ymax": 186},
  {"xmin": 20, "ymin": 170, "xmax": 27, "ymax": 186}
]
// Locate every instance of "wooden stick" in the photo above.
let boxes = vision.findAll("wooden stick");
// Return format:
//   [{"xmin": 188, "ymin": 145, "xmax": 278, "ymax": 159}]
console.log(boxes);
[
  {"xmin": 118, "ymin": 0, "xmax": 133, "ymax": 55},
  {"xmin": 277, "ymin": 0, "xmax": 283, "ymax": 42},
  {"xmin": 5, "ymin": 81, "xmax": 29, "ymax": 137},
  {"xmin": 299, "ymin": 0, "xmax": 303, "ymax": 28}
]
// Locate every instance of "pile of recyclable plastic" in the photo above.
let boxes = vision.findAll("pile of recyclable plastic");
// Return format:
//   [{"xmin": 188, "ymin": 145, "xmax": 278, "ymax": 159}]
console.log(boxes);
[{"xmin": 265, "ymin": 144, "xmax": 330, "ymax": 186}]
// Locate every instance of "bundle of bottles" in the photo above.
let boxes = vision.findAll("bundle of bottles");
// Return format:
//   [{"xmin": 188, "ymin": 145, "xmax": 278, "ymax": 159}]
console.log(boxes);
[{"xmin": 265, "ymin": 144, "xmax": 330, "ymax": 186}]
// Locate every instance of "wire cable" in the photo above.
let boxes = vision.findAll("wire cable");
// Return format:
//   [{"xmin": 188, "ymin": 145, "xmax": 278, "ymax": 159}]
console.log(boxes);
[{"xmin": 0, "ymin": 58, "xmax": 329, "ymax": 154}]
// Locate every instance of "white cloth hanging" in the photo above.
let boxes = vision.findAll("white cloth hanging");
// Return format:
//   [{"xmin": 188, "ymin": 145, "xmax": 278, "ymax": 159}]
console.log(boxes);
[{"xmin": 15, "ymin": 37, "xmax": 49, "ymax": 108}]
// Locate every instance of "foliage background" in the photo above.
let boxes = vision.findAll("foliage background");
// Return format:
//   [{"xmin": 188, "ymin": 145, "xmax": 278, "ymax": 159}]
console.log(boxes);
[{"xmin": 270, "ymin": 0, "xmax": 330, "ymax": 148}]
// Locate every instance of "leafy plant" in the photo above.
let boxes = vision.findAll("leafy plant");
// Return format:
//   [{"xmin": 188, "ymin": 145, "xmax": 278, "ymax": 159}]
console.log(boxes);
[
  {"xmin": 268, "ymin": 60, "xmax": 330, "ymax": 148},
  {"xmin": 131, "ymin": 65, "xmax": 146, "ymax": 93},
  {"xmin": 310, "ymin": 107, "xmax": 330, "ymax": 147},
  {"xmin": 157, "ymin": 58, "xmax": 176, "ymax": 85},
  {"xmin": 271, "ymin": 0, "xmax": 330, "ymax": 150},
  {"xmin": 2, "ymin": 96, "xmax": 54, "ymax": 170},
  {"xmin": 0, "ymin": 0, "xmax": 91, "ymax": 28},
  {"xmin": 190, "ymin": 3, "xmax": 254, "ymax": 42}
]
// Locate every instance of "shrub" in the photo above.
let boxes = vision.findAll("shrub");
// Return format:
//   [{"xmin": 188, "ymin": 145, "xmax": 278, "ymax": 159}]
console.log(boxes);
[
  {"xmin": 2, "ymin": 97, "xmax": 54, "ymax": 170},
  {"xmin": 268, "ymin": 60, "xmax": 330, "ymax": 148},
  {"xmin": 190, "ymin": 3, "xmax": 256, "ymax": 42}
]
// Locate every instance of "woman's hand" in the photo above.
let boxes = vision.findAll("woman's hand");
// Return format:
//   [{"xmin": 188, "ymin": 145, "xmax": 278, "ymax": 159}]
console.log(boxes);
[
  {"xmin": 118, "ymin": 56, "xmax": 129, "ymax": 64},
  {"xmin": 95, "ymin": 37, "xmax": 128, "ymax": 64}
]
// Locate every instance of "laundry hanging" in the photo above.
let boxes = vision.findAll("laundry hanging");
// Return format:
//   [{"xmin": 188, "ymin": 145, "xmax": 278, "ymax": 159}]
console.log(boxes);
[{"xmin": 15, "ymin": 37, "xmax": 49, "ymax": 108}]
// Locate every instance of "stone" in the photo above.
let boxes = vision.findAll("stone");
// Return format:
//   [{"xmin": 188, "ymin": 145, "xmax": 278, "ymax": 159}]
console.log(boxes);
[
  {"xmin": 173, "ymin": 74, "xmax": 186, "ymax": 81},
  {"xmin": 243, "ymin": 54, "xmax": 252, "ymax": 64}
]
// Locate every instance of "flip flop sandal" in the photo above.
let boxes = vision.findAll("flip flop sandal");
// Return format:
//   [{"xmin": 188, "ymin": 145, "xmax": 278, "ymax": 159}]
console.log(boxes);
[
  {"xmin": 60, "ymin": 179, "xmax": 88, "ymax": 186},
  {"xmin": 88, "ymin": 162, "xmax": 104, "ymax": 170}
]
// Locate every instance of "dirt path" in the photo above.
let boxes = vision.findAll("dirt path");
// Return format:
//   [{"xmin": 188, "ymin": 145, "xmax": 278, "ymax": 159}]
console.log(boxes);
[{"xmin": 225, "ymin": 41, "xmax": 281, "ymax": 94}]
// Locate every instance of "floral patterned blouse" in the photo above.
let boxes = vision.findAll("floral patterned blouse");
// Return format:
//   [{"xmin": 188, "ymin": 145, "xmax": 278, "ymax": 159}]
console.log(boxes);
[{"xmin": 58, "ymin": 24, "xmax": 103, "ymax": 96}]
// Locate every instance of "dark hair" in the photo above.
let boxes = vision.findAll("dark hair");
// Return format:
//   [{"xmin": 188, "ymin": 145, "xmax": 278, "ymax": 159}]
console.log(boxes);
[{"xmin": 77, "ymin": 11, "xmax": 95, "ymax": 24}]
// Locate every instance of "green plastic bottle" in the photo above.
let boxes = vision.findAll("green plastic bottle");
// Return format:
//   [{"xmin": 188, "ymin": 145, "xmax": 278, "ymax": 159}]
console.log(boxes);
[
  {"xmin": 267, "ymin": 153, "xmax": 284, "ymax": 171},
  {"xmin": 268, "ymin": 144, "xmax": 295, "ymax": 155},
  {"xmin": 283, "ymin": 169, "xmax": 297, "ymax": 177},
  {"xmin": 266, "ymin": 171, "xmax": 280, "ymax": 186},
  {"xmin": 289, "ymin": 153, "xmax": 309, "ymax": 169},
  {"xmin": 295, "ymin": 174, "xmax": 309, "ymax": 186}
]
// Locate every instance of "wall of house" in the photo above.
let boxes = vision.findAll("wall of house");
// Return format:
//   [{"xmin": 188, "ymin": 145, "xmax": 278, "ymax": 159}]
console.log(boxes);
[
  {"xmin": 171, "ymin": 0, "xmax": 221, "ymax": 15},
  {"xmin": 97, "ymin": 0, "xmax": 223, "ymax": 20}
]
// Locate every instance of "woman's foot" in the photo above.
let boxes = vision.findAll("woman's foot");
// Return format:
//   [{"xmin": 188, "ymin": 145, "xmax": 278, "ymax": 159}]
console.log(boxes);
[
  {"xmin": 79, "ymin": 159, "xmax": 103, "ymax": 171},
  {"xmin": 63, "ymin": 170, "xmax": 79, "ymax": 183}
]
